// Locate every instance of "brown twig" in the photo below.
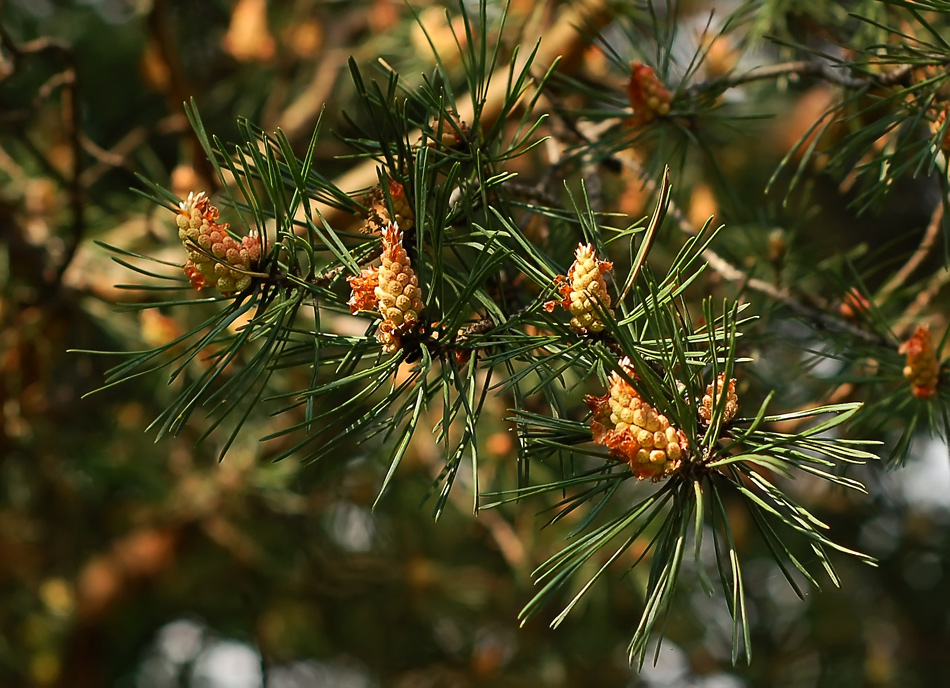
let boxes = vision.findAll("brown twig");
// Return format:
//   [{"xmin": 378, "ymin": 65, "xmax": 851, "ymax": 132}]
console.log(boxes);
[
  {"xmin": 894, "ymin": 267, "xmax": 950, "ymax": 338},
  {"xmin": 273, "ymin": 11, "xmax": 368, "ymax": 144},
  {"xmin": 878, "ymin": 199, "xmax": 945, "ymax": 303},
  {"xmin": 78, "ymin": 114, "xmax": 189, "ymax": 188},
  {"xmin": 0, "ymin": 23, "xmax": 86, "ymax": 290},
  {"xmin": 147, "ymin": 0, "xmax": 216, "ymax": 189},
  {"xmin": 0, "ymin": 30, "xmax": 73, "ymax": 74},
  {"xmin": 683, "ymin": 59, "xmax": 915, "ymax": 98},
  {"xmin": 57, "ymin": 63, "xmax": 85, "ymax": 287}
]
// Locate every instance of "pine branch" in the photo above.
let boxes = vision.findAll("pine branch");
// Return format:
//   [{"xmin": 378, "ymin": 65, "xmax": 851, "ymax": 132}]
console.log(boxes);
[
  {"xmin": 683, "ymin": 59, "xmax": 916, "ymax": 98},
  {"xmin": 878, "ymin": 197, "xmax": 945, "ymax": 306},
  {"xmin": 74, "ymin": 0, "xmax": 938, "ymax": 670}
]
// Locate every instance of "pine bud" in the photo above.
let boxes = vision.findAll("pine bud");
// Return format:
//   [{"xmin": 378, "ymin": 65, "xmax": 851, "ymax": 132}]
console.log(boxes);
[
  {"xmin": 916, "ymin": 64, "xmax": 950, "ymax": 100},
  {"xmin": 767, "ymin": 228, "xmax": 787, "ymax": 265},
  {"xmin": 373, "ymin": 222, "xmax": 424, "ymax": 353},
  {"xmin": 700, "ymin": 35, "xmax": 738, "ymax": 79},
  {"xmin": 429, "ymin": 110, "xmax": 471, "ymax": 148},
  {"xmin": 699, "ymin": 373, "xmax": 739, "ymax": 425},
  {"xmin": 586, "ymin": 358, "xmax": 689, "ymax": 481},
  {"xmin": 627, "ymin": 61, "xmax": 672, "ymax": 126},
  {"xmin": 360, "ymin": 178, "xmax": 414, "ymax": 235},
  {"xmin": 838, "ymin": 289, "xmax": 869, "ymax": 320},
  {"xmin": 899, "ymin": 325, "xmax": 940, "ymax": 399},
  {"xmin": 176, "ymin": 191, "xmax": 261, "ymax": 296},
  {"xmin": 545, "ymin": 243, "xmax": 614, "ymax": 335},
  {"xmin": 930, "ymin": 103, "xmax": 950, "ymax": 154}
]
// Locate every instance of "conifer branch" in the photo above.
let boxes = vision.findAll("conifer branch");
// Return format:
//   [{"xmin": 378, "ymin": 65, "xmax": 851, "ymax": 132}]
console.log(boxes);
[
  {"xmin": 72, "ymin": 0, "xmax": 950, "ymax": 671},
  {"xmin": 683, "ymin": 59, "xmax": 917, "ymax": 97},
  {"xmin": 570, "ymin": 119, "xmax": 891, "ymax": 347},
  {"xmin": 878, "ymin": 198, "xmax": 945, "ymax": 305},
  {"xmin": 312, "ymin": 0, "xmax": 612, "ymax": 228}
]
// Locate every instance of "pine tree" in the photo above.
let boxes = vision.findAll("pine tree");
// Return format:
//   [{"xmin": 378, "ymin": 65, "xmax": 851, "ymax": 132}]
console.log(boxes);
[{"xmin": 76, "ymin": 0, "xmax": 950, "ymax": 669}]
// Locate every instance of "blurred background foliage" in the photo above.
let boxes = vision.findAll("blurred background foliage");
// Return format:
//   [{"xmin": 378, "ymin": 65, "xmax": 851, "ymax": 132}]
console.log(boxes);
[{"xmin": 2, "ymin": 0, "xmax": 950, "ymax": 687}]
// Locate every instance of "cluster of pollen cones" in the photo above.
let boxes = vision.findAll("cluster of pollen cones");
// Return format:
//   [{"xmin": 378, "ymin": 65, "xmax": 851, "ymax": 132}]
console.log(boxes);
[{"xmin": 176, "ymin": 192, "xmax": 261, "ymax": 296}]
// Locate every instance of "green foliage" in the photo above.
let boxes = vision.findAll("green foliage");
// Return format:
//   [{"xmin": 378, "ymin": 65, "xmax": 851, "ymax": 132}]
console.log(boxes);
[{"xmin": 10, "ymin": 0, "xmax": 950, "ymax": 683}]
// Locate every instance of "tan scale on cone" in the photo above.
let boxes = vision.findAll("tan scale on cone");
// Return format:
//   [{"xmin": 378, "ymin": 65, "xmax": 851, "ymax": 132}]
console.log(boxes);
[{"xmin": 586, "ymin": 358, "xmax": 689, "ymax": 481}]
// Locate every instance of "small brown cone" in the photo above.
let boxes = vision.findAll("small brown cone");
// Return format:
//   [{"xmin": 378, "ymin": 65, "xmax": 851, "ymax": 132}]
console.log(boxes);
[
  {"xmin": 699, "ymin": 373, "xmax": 739, "ymax": 425},
  {"xmin": 373, "ymin": 222, "xmax": 424, "ymax": 353},
  {"xmin": 360, "ymin": 178, "xmax": 414, "ymax": 235},
  {"xmin": 586, "ymin": 358, "xmax": 689, "ymax": 481},
  {"xmin": 839, "ymin": 289, "xmax": 869, "ymax": 320},
  {"xmin": 627, "ymin": 61, "xmax": 672, "ymax": 127},
  {"xmin": 429, "ymin": 110, "xmax": 471, "ymax": 148},
  {"xmin": 899, "ymin": 325, "xmax": 940, "ymax": 399},
  {"xmin": 930, "ymin": 103, "xmax": 950, "ymax": 154},
  {"xmin": 176, "ymin": 192, "xmax": 262, "ymax": 296}
]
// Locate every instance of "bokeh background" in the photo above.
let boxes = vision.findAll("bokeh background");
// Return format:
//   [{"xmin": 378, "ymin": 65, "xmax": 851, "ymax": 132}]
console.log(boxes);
[{"xmin": 2, "ymin": 1, "xmax": 950, "ymax": 686}]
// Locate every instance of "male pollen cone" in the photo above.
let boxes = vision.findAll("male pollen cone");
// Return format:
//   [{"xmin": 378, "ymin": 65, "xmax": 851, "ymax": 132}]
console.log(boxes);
[
  {"xmin": 586, "ymin": 358, "xmax": 688, "ymax": 481},
  {"xmin": 900, "ymin": 325, "xmax": 940, "ymax": 399},
  {"xmin": 699, "ymin": 373, "xmax": 739, "ymax": 425},
  {"xmin": 176, "ymin": 191, "xmax": 261, "ymax": 296},
  {"xmin": 545, "ymin": 243, "xmax": 614, "ymax": 335},
  {"xmin": 627, "ymin": 61, "xmax": 672, "ymax": 126},
  {"xmin": 372, "ymin": 222, "xmax": 424, "ymax": 353}
]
